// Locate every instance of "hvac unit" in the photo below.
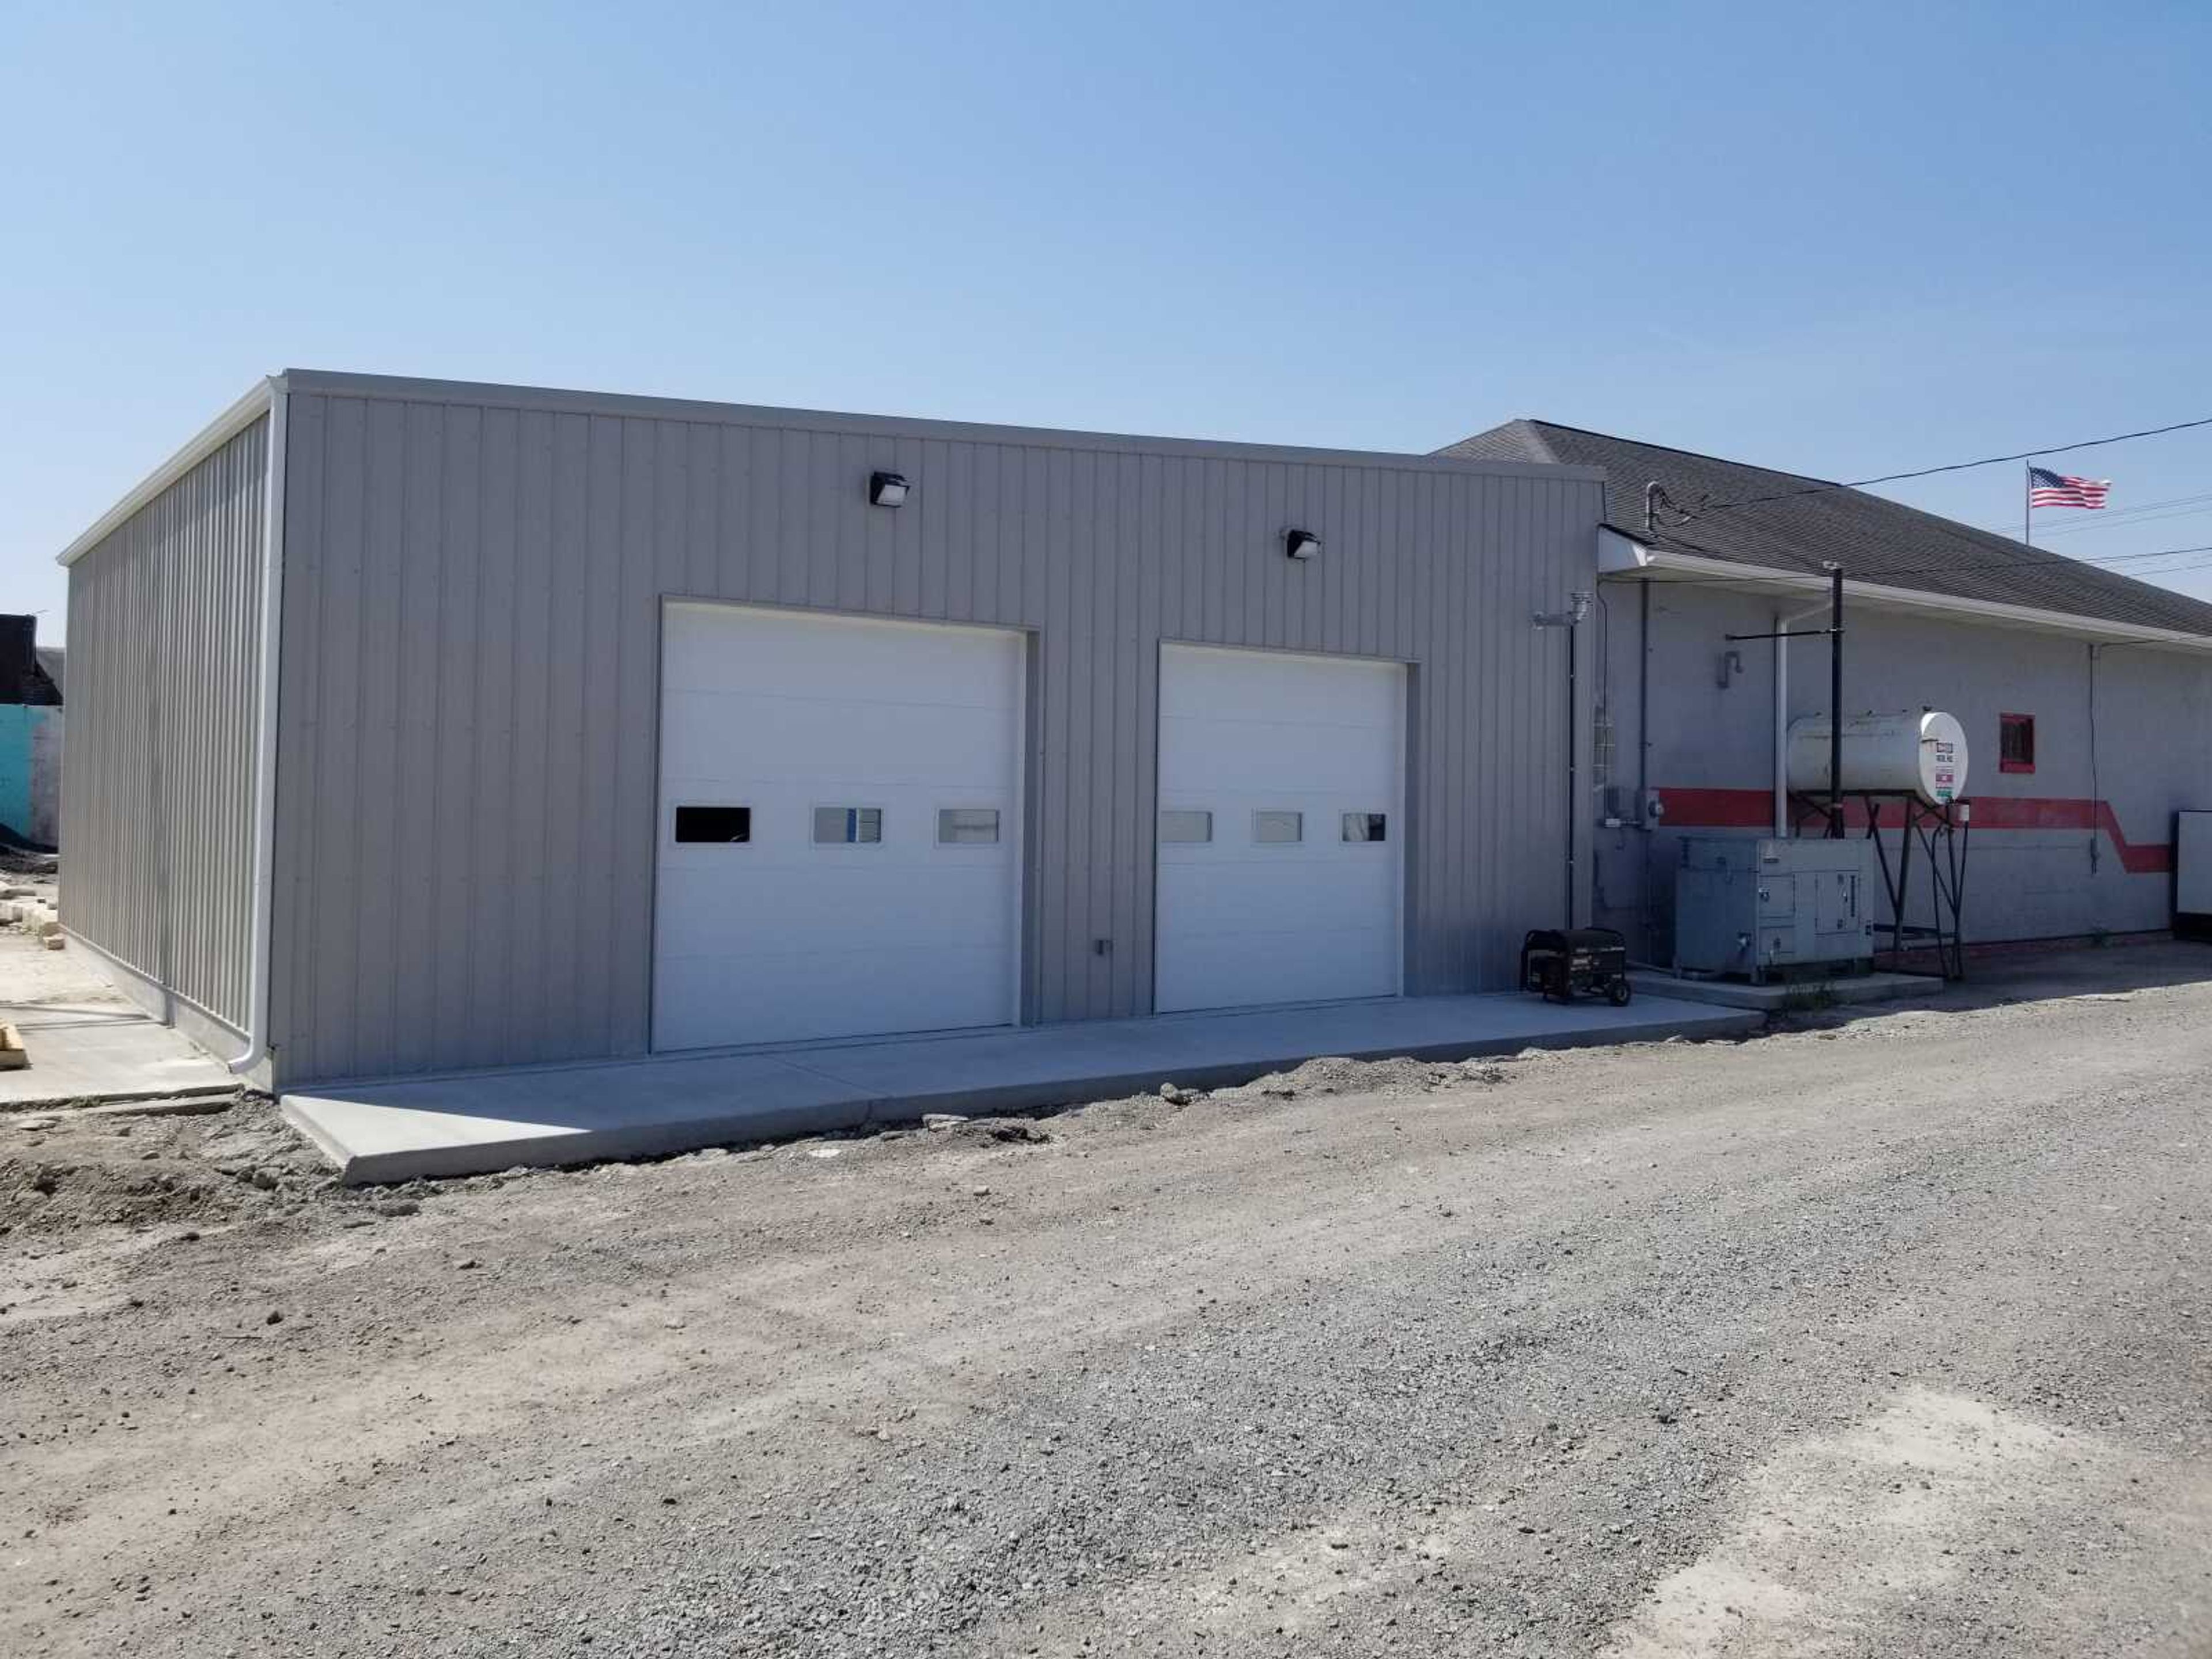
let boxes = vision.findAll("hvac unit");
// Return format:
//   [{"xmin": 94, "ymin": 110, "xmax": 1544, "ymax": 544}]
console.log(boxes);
[{"xmin": 1673, "ymin": 837, "xmax": 1878, "ymax": 981}]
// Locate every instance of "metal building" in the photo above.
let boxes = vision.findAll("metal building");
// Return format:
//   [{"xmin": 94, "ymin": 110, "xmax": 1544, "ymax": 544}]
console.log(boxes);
[{"xmin": 58, "ymin": 372, "xmax": 1605, "ymax": 1090}]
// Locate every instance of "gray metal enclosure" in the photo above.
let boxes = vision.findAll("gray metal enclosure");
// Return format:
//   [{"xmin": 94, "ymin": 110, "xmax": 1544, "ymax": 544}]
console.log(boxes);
[
  {"xmin": 61, "ymin": 413, "xmax": 269, "ymax": 1054},
  {"xmin": 263, "ymin": 372, "xmax": 1604, "ymax": 1086}
]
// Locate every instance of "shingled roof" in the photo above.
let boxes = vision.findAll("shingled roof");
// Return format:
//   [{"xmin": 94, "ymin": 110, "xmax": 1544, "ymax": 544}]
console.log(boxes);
[{"xmin": 1441, "ymin": 419, "xmax": 2212, "ymax": 639}]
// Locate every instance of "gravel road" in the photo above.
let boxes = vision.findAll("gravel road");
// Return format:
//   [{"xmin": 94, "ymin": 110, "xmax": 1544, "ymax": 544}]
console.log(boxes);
[{"xmin": 6, "ymin": 945, "xmax": 2211, "ymax": 1657}]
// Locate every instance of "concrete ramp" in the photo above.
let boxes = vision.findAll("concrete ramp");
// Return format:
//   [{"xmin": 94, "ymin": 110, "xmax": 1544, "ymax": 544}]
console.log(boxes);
[{"xmin": 281, "ymin": 992, "xmax": 1759, "ymax": 1184}]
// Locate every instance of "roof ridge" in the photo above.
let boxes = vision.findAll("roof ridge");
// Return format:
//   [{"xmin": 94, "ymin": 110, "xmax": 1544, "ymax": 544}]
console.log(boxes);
[
  {"xmin": 1507, "ymin": 419, "xmax": 1559, "ymax": 465},
  {"xmin": 1465, "ymin": 415, "xmax": 2212, "ymax": 638},
  {"xmin": 1517, "ymin": 418, "xmax": 1845, "ymax": 490}
]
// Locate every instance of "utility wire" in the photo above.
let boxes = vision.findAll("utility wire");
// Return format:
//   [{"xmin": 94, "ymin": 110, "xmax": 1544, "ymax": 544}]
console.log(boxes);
[
  {"xmin": 1972, "ymin": 491, "xmax": 2212, "ymax": 539},
  {"xmin": 1690, "ymin": 414, "xmax": 2212, "ymax": 514}
]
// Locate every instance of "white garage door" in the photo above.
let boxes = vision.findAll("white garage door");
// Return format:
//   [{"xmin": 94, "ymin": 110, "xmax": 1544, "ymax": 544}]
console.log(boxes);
[
  {"xmin": 1154, "ymin": 645, "xmax": 1405, "ymax": 1013},
  {"xmin": 653, "ymin": 603, "xmax": 1024, "ymax": 1051}
]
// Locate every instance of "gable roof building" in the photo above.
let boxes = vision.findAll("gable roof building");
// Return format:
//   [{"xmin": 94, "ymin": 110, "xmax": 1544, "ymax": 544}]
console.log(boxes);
[
  {"xmin": 1441, "ymin": 419, "xmax": 2212, "ymax": 645},
  {"xmin": 1442, "ymin": 416, "xmax": 2212, "ymax": 959}
]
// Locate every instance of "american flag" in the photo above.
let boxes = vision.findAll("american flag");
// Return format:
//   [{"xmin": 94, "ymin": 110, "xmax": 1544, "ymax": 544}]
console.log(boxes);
[{"xmin": 2028, "ymin": 467, "xmax": 2111, "ymax": 509}]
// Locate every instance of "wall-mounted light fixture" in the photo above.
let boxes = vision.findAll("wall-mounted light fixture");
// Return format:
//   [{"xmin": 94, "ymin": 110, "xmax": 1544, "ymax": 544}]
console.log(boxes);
[
  {"xmin": 869, "ymin": 471, "xmax": 910, "ymax": 508},
  {"xmin": 1285, "ymin": 529, "xmax": 1321, "ymax": 561}
]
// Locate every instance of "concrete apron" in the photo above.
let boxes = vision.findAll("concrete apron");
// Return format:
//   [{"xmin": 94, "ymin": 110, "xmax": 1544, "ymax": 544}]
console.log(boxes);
[
  {"xmin": 0, "ymin": 1002, "xmax": 240, "ymax": 1109},
  {"xmin": 282, "ymin": 992, "xmax": 1760, "ymax": 1185}
]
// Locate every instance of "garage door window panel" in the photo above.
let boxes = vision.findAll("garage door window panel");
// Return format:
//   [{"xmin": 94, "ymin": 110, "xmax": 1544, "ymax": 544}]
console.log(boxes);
[
  {"xmin": 1158, "ymin": 809, "xmax": 1213, "ymax": 844},
  {"xmin": 936, "ymin": 808, "xmax": 1001, "ymax": 845},
  {"xmin": 813, "ymin": 806, "xmax": 885, "ymax": 845},
  {"xmin": 673, "ymin": 805, "xmax": 752, "ymax": 843}
]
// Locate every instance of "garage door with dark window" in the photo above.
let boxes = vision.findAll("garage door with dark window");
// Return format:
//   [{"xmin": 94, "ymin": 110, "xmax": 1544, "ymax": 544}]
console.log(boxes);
[
  {"xmin": 1154, "ymin": 644, "xmax": 1406, "ymax": 1013},
  {"xmin": 653, "ymin": 603, "xmax": 1025, "ymax": 1050}
]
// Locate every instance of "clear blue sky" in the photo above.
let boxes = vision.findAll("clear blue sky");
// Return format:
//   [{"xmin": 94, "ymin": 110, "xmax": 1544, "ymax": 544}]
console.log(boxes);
[{"xmin": 7, "ymin": 1, "xmax": 2211, "ymax": 631}]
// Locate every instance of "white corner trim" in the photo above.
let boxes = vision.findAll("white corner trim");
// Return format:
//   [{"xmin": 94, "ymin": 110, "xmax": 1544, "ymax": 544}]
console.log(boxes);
[
  {"xmin": 1604, "ymin": 544, "xmax": 2212, "ymax": 654},
  {"xmin": 222, "ymin": 385, "xmax": 287, "ymax": 1077},
  {"xmin": 55, "ymin": 378, "xmax": 281, "ymax": 567}
]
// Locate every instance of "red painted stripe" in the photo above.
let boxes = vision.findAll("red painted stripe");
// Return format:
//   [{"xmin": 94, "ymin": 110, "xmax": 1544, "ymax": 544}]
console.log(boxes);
[
  {"xmin": 1651, "ymin": 787, "xmax": 1775, "ymax": 828},
  {"xmin": 1652, "ymin": 787, "xmax": 2172, "ymax": 874}
]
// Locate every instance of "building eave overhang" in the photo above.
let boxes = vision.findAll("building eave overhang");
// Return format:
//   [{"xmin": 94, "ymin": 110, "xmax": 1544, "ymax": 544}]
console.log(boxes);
[{"xmin": 1599, "ymin": 529, "xmax": 2212, "ymax": 656}]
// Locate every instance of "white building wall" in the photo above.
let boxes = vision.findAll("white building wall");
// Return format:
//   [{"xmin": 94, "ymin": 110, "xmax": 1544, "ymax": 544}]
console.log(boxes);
[{"xmin": 1597, "ymin": 574, "xmax": 2212, "ymax": 960}]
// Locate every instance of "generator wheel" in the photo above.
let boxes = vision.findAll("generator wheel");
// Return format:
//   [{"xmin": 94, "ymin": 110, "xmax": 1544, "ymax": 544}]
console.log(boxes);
[{"xmin": 1607, "ymin": 978, "xmax": 1633, "ymax": 1007}]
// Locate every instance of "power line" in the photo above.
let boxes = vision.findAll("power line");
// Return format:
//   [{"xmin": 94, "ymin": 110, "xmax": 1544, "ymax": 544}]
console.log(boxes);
[
  {"xmin": 1691, "ymin": 414, "xmax": 2212, "ymax": 514},
  {"xmin": 2062, "ymin": 541, "xmax": 2212, "ymax": 566},
  {"xmin": 2027, "ymin": 503, "xmax": 2212, "ymax": 540},
  {"xmin": 1974, "ymin": 491, "xmax": 2212, "ymax": 539}
]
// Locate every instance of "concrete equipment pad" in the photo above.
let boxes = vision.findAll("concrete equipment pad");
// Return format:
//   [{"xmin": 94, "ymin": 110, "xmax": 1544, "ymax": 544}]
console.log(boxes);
[
  {"xmin": 282, "ymin": 991, "xmax": 1760, "ymax": 1184},
  {"xmin": 1626, "ymin": 969, "xmax": 1940, "ymax": 1012},
  {"xmin": 0, "ymin": 1002, "xmax": 239, "ymax": 1107}
]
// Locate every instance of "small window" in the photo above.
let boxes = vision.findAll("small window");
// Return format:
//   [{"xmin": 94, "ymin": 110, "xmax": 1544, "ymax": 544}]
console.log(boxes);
[
  {"xmin": 937, "ymin": 807, "xmax": 1001, "ymax": 845},
  {"xmin": 813, "ymin": 806, "xmax": 884, "ymax": 844},
  {"xmin": 1158, "ymin": 809, "xmax": 1213, "ymax": 844},
  {"xmin": 1999, "ymin": 713, "xmax": 2035, "ymax": 774},
  {"xmin": 1342, "ymin": 812, "xmax": 1388, "ymax": 843},
  {"xmin": 1252, "ymin": 810, "xmax": 1304, "ymax": 845},
  {"xmin": 675, "ymin": 805, "xmax": 751, "ymax": 843}
]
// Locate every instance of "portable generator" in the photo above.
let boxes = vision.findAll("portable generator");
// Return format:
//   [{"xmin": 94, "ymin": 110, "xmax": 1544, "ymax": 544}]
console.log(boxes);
[{"xmin": 1520, "ymin": 926, "xmax": 1632, "ymax": 1006}]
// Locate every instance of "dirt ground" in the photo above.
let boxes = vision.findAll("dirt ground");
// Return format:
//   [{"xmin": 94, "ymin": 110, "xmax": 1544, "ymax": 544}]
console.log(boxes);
[{"xmin": 5, "ymin": 942, "xmax": 2211, "ymax": 1658}]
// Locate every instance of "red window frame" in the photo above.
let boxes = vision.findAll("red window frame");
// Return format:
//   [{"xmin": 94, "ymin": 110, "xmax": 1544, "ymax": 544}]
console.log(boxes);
[{"xmin": 1998, "ymin": 713, "xmax": 2035, "ymax": 774}]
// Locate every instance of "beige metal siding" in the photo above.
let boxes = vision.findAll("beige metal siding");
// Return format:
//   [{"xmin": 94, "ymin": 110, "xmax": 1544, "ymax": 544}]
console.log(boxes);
[
  {"xmin": 62, "ymin": 415, "xmax": 267, "ymax": 1034},
  {"xmin": 270, "ymin": 376, "xmax": 1601, "ymax": 1085}
]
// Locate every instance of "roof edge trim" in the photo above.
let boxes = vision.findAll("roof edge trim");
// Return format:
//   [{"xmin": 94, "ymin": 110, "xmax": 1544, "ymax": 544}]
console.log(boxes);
[
  {"xmin": 56, "ymin": 378, "xmax": 281, "ymax": 567},
  {"xmin": 275, "ymin": 369, "xmax": 1606, "ymax": 482},
  {"xmin": 1607, "ymin": 543, "xmax": 2212, "ymax": 654}
]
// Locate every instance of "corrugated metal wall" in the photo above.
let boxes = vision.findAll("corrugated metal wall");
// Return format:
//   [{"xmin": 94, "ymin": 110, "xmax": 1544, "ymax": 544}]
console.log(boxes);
[
  {"xmin": 270, "ymin": 374, "xmax": 1601, "ymax": 1085},
  {"xmin": 62, "ymin": 415, "xmax": 267, "ymax": 1034}
]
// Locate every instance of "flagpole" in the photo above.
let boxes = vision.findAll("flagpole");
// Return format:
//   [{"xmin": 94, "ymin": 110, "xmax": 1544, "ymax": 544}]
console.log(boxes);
[{"xmin": 2023, "ymin": 460, "xmax": 2032, "ymax": 547}]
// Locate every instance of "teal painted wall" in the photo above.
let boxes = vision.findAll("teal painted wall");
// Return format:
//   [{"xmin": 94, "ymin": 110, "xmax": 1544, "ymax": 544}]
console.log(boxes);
[{"xmin": 0, "ymin": 704, "xmax": 57, "ymax": 841}]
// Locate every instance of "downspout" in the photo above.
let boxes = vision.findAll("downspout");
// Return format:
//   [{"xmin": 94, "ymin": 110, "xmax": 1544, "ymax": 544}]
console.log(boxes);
[
  {"xmin": 1637, "ymin": 577, "xmax": 1656, "ymax": 951},
  {"xmin": 224, "ymin": 380, "xmax": 286, "ymax": 1078},
  {"xmin": 1772, "ymin": 594, "xmax": 1834, "ymax": 836},
  {"xmin": 1566, "ymin": 605, "xmax": 1579, "ymax": 927},
  {"xmin": 2086, "ymin": 643, "xmax": 2103, "ymax": 876},
  {"xmin": 1773, "ymin": 611, "xmax": 1786, "ymax": 838},
  {"xmin": 1533, "ymin": 592, "xmax": 1593, "ymax": 928},
  {"xmin": 1636, "ymin": 578, "xmax": 1651, "ymax": 810}
]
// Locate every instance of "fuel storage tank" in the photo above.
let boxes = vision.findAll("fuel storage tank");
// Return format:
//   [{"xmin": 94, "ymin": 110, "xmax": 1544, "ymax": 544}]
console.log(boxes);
[{"xmin": 1787, "ymin": 710, "xmax": 1968, "ymax": 805}]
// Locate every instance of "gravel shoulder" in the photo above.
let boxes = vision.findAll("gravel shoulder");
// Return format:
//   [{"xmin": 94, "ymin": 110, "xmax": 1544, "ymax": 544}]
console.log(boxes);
[{"xmin": 5, "ymin": 944, "xmax": 2211, "ymax": 1657}]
